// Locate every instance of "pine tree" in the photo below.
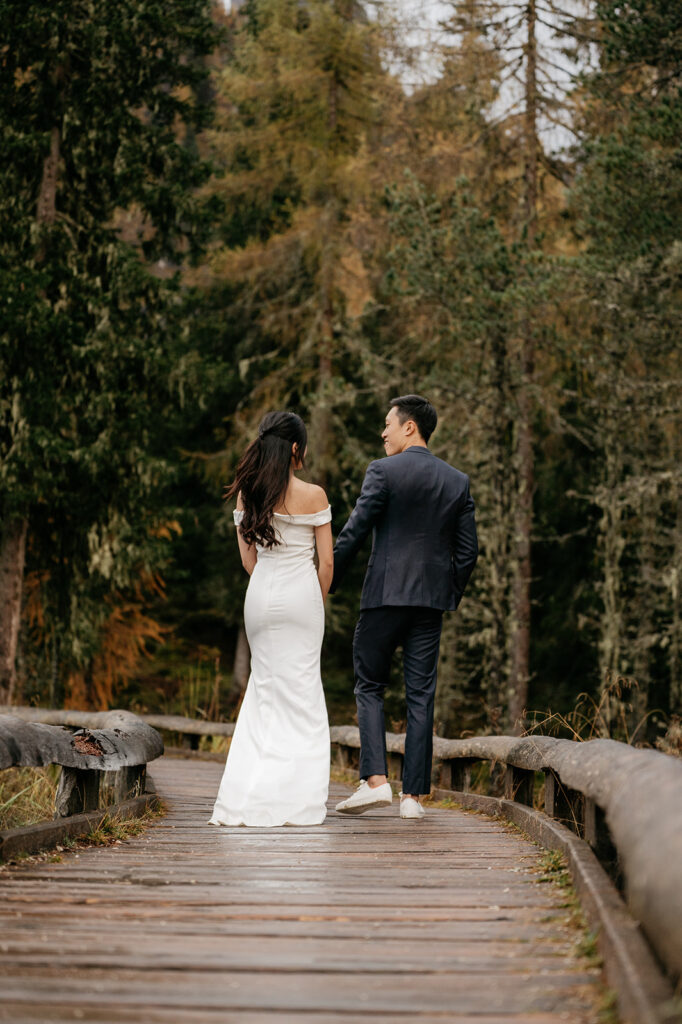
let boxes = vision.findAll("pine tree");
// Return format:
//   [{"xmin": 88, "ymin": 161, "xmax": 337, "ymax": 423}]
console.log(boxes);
[
  {"xmin": 378, "ymin": 176, "xmax": 514, "ymax": 732},
  {"xmin": 568, "ymin": 0, "xmax": 682, "ymax": 724},
  {"xmin": 197, "ymin": 0, "xmax": 392, "ymax": 485},
  {"xmin": 0, "ymin": 0, "xmax": 220, "ymax": 704}
]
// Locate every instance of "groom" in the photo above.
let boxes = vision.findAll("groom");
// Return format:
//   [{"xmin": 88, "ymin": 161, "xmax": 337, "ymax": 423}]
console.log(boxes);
[{"xmin": 331, "ymin": 394, "xmax": 478, "ymax": 819}]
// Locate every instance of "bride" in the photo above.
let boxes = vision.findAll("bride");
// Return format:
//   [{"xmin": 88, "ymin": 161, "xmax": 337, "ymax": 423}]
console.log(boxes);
[{"xmin": 209, "ymin": 411, "xmax": 333, "ymax": 827}]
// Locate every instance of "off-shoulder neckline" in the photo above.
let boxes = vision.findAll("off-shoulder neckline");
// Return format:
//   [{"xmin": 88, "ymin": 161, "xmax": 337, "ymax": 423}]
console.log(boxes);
[{"xmin": 272, "ymin": 504, "xmax": 331, "ymax": 518}]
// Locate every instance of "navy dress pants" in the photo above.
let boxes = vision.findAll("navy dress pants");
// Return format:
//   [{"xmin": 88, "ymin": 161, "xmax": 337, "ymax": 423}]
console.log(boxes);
[{"xmin": 352, "ymin": 606, "xmax": 443, "ymax": 796}]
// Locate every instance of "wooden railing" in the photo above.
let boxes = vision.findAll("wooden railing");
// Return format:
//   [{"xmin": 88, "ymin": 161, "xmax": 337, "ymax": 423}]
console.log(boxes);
[
  {"xmin": 4, "ymin": 706, "xmax": 234, "ymax": 750},
  {"xmin": 0, "ymin": 710, "xmax": 163, "ymax": 858},
  {"xmin": 142, "ymin": 713, "xmax": 235, "ymax": 748}
]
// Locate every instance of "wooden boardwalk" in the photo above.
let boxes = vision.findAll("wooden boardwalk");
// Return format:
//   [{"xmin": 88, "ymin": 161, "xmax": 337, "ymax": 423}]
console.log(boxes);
[{"xmin": 0, "ymin": 756, "xmax": 604, "ymax": 1023}]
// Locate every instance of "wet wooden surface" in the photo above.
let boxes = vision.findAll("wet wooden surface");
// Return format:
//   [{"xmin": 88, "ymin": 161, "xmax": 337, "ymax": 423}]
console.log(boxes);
[{"xmin": 0, "ymin": 756, "xmax": 603, "ymax": 1023}]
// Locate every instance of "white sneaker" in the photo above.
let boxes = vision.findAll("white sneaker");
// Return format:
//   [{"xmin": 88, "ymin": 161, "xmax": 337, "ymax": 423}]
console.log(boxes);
[
  {"xmin": 399, "ymin": 793, "xmax": 425, "ymax": 819},
  {"xmin": 335, "ymin": 780, "xmax": 393, "ymax": 815}
]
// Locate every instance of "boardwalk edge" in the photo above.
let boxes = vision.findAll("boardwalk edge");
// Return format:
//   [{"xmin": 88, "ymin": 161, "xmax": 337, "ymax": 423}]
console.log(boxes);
[
  {"xmin": 428, "ymin": 786, "xmax": 679, "ymax": 1024},
  {"xmin": 0, "ymin": 791, "xmax": 161, "ymax": 861}
]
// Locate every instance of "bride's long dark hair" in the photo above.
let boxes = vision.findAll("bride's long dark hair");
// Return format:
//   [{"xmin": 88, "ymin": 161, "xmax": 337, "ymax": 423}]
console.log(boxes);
[{"xmin": 225, "ymin": 411, "xmax": 307, "ymax": 548}]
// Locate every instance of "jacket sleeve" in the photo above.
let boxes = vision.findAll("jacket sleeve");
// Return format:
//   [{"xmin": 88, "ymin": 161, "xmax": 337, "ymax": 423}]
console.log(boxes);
[
  {"xmin": 452, "ymin": 478, "xmax": 478, "ymax": 608},
  {"xmin": 330, "ymin": 460, "xmax": 388, "ymax": 594}
]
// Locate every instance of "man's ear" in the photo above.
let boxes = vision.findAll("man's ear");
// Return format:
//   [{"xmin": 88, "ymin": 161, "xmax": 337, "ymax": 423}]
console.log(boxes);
[{"xmin": 404, "ymin": 419, "xmax": 416, "ymax": 436}]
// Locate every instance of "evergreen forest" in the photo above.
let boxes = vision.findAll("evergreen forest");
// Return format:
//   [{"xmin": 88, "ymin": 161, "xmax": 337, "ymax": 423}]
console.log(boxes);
[{"xmin": 1, "ymin": 0, "xmax": 681, "ymax": 748}]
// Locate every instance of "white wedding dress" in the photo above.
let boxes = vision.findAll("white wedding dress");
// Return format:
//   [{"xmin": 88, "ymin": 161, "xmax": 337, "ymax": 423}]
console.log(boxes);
[{"xmin": 209, "ymin": 506, "xmax": 331, "ymax": 827}]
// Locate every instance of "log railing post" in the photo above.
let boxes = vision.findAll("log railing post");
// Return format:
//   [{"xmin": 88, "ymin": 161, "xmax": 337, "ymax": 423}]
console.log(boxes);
[
  {"xmin": 99, "ymin": 765, "xmax": 146, "ymax": 808},
  {"xmin": 55, "ymin": 768, "xmax": 101, "ymax": 818},
  {"xmin": 54, "ymin": 763, "xmax": 148, "ymax": 818},
  {"xmin": 544, "ymin": 770, "xmax": 584, "ymax": 837},
  {"xmin": 442, "ymin": 758, "xmax": 473, "ymax": 793},
  {"xmin": 387, "ymin": 751, "xmax": 403, "ymax": 782},
  {"xmin": 584, "ymin": 796, "xmax": 620, "ymax": 882},
  {"xmin": 504, "ymin": 765, "xmax": 535, "ymax": 806}
]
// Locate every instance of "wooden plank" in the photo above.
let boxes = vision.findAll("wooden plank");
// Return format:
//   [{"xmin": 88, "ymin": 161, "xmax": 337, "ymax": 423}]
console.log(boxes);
[
  {"xmin": 0, "ymin": 911, "xmax": 566, "ymax": 942},
  {"xmin": 0, "ymin": 755, "xmax": 603, "ymax": 1022},
  {"xmin": 0, "ymin": 967, "xmax": 601, "ymax": 1014},
  {"xmin": 0, "ymin": 1008, "xmax": 597, "ymax": 1024},
  {"xmin": 0, "ymin": 933, "xmax": 585, "ymax": 973}
]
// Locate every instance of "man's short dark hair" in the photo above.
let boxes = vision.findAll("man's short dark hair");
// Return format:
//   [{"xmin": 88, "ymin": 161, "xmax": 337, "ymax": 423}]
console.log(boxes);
[{"xmin": 389, "ymin": 394, "xmax": 438, "ymax": 443}]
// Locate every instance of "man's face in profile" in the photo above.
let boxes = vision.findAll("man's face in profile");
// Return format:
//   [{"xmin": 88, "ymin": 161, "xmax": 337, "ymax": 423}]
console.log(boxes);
[{"xmin": 382, "ymin": 406, "xmax": 409, "ymax": 456}]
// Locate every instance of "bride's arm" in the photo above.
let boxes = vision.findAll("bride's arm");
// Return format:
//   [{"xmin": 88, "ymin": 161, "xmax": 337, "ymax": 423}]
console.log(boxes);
[
  {"xmin": 236, "ymin": 492, "xmax": 257, "ymax": 576},
  {"xmin": 237, "ymin": 531, "xmax": 257, "ymax": 576},
  {"xmin": 315, "ymin": 522, "xmax": 334, "ymax": 600}
]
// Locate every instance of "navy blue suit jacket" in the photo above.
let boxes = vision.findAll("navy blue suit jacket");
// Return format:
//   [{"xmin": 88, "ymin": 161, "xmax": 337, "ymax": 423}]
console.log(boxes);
[{"xmin": 330, "ymin": 446, "xmax": 478, "ymax": 611}]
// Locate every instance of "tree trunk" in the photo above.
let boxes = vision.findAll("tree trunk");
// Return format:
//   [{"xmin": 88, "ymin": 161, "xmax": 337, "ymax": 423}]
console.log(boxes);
[
  {"xmin": 310, "ymin": 74, "xmax": 340, "ymax": 492},
  {"xmin": 313, "ymin": 304, "xmax": 333, "ymax": 490},
  {"xmin": 37, "ymin": 125, "xmax": 60, "ymax": 225},
  {"xmin": 488, "ymin": 326, "xmax": 511, "ymax": 725},
  {"xmin": 522, "ymin": 0, "xmax": 539, "ymax": 253},
  {"xmin": 631, "ymin": 493, "xmax": 655, "ymax": 738},
  {"xmin": 49, "ymin": 634, "xmax": 61, "ymax": 709},
  {"xmin": 508, "ymin": 351, "xmax": 533, "ymax": 734},
  {"xmin": 598, "ymin": 439, "xmax": 624, "ymax": 699},
  {"xmin": 0, "ymin": 518, "xmax": 28, "ymax": 705},
  {"xmin": 508, "ymin": 0, "xmax": 538, "ymax": 734},
  {"xmin": 2, "ymin": 124, "xmax": 64, "ymax": 706},
  {"xmin": 671, "ymin": 475, "xmax": 682, "ymax": 712}
]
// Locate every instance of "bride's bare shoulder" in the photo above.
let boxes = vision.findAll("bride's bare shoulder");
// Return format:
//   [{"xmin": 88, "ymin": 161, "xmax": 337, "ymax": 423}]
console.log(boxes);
[{"xmin": 293, "ymin": 480, "xmax": 329, "ymax": 514}]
